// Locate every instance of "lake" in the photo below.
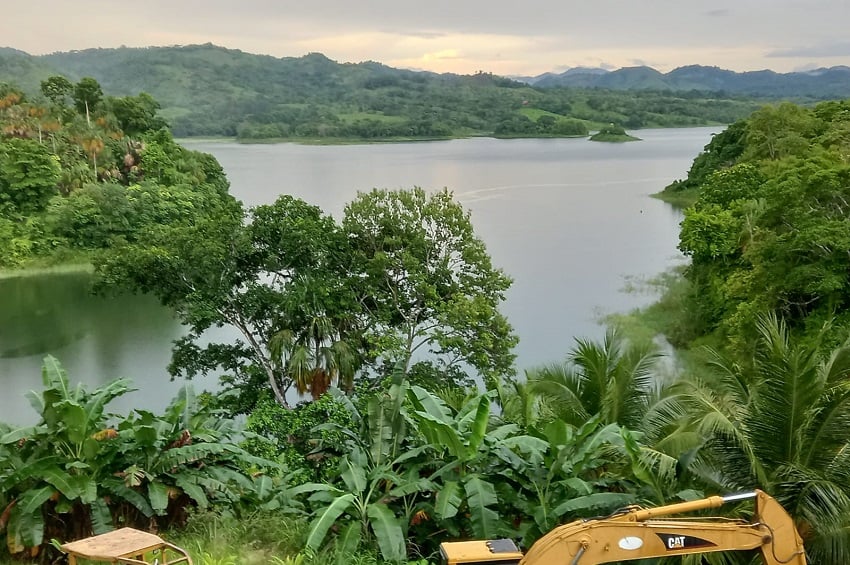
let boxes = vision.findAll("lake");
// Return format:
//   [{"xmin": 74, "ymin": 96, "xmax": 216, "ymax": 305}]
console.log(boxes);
[{"xmin": 0, "ymin": 128, "xmax": 717, "ymax": 424}]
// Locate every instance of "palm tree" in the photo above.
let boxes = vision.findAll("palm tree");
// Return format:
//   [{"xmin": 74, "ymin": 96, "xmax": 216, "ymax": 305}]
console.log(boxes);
[
  {"xmin": 269, "ymin": 314, "xmax": 358, "ymax": 400},
  {"xmin": 664, "ymin": 313, "xmax": 850, "ymax": 564},
  {"xmin": 525, "ymin": 330, "xmax": 720, "ymax": 507},
  {"xmin": 525, "ymin": 328, "xmax": 661, "ymax": 430}
]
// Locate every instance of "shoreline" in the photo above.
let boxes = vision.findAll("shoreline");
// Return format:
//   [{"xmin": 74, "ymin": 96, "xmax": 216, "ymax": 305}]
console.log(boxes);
[
  {"xmin": 179, "ymin": 124, "xmax": 723, "ymax": 147},
  {"xmin": 0, "ymin": 262, "xmax": 93, "ymax": 280}
]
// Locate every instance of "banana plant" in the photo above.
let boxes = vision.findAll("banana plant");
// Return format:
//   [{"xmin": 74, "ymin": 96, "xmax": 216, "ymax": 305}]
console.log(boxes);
[
  {"xmin": 406, "ymin": 385, "xmax": 547, "ymax": 539},
  {"xmin": 512, "ymin": 417, "xmax": 638, "ymax": 542},
  {"xmin": 0, "ymin": 356, "xmax": 280, "ymax": 558},
  {"xmin": 0, "ymin": 355, "xmax": 133, "ymax": 551},
  {"xmin": 300, "ymin": 448, "xmax": 429, "ymax": 563},
  {"xmin": 300, "ymin": 370, "xmax": 430, "ymax": 563},
  {"xmin": 112, "ymin": 385, "xmax": 268, "ymax": 517}
]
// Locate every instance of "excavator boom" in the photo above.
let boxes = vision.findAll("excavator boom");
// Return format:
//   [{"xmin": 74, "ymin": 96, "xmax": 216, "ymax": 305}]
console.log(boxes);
[{"xmin": 440, "ymin": 490, "xmax": 807, "ymax": 565}]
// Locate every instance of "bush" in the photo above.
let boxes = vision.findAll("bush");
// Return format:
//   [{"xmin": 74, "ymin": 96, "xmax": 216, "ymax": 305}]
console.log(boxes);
[{"xmin": 244, "ymin": 394, "xmax": 354, "ymax": 483}]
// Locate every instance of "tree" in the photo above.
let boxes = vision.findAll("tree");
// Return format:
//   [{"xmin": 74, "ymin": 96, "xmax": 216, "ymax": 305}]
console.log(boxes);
[
  {"xmin": 744, "ymin": 103, "xmax": 817, "ymax": 161},
  {"xmin": 523, "ymin": 332, "xmax": 692, "ymax": 505},
  {"xmin": 665, "ymin": 315, "xmax": 850, "ymax": 563},
  {"xmin": 73, "ymin": 77, "xmax": 103, "ymax": 127},
  {"xmin": 109, "ymin": 93, "xmax": 167, "ymax": 136},
  {"xmin": 40, "ymin": 75, "xmax": 73, "ymax": 107},
  {"xmin": 536, "ymin": 114, "xmax": 556, "ymax": 133},
  {"xmin": 343, "ymin": 187, "xmax": 517, "ymax": 383},
  {"xmin": 98, "ymin": 194, "xmax": 355, "ymax": 410},
  {"xmin": 525, "ymin": 329, "xmax": 661, "ymax": 430},
  {"xmin": 102, "ymin": 188, "xmax": 517, "ymax": 409},
  {"xmin": 0, "ymin": 138, "xmax": 61, "ymax": 214}
]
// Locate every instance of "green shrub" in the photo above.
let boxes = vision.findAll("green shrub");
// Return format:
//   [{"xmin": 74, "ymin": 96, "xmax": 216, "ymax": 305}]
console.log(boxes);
[{"xmin": 244, "ymin": 394, "xmax": 354, "ymax": 483}]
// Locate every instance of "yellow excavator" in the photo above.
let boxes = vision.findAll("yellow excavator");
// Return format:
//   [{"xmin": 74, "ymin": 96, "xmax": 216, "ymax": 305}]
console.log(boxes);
[{"xmin": 440, "ymin": 490, "xmax": 806, "ymax": 565}]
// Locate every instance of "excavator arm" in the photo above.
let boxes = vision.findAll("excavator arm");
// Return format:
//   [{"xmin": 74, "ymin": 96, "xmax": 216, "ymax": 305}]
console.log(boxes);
[{"xmin": 440, "ymin": 490, "xmax": 807, "ymax": 565}]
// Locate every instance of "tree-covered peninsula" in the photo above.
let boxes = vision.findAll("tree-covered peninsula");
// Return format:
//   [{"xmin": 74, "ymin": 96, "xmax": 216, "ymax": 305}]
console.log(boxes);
[{"xmin": 657, "ymin": 99, "xmax": 850, "ymax": 348}]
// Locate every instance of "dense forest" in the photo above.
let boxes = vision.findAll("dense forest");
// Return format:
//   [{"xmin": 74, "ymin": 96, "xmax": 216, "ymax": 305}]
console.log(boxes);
[
  {"xmin": 5, "ymin": 65, "xmax": 850, "ymax": 564},
  {"xmin": 0, "ymin": 77, "xmax": 231, "ymax": 269},
  {"xmin": 660, "ymin": 99, "xmax": 850, "ymax": 348},
  {"xmin": 0, "ymin": 45, "xmax": 767, "ymax": 140}
]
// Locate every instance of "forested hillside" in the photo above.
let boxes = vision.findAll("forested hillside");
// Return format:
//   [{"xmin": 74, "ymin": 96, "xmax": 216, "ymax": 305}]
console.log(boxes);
[
  {"xmin": 0, "ymin": 44, "xmax": 764, "ymax": 139},
  {"xmin": 658, "ymin": 99, "xmax": 850, "ymax": 348},
  {"xmin": 0, "ymin": 77, "xmax": 236, "ymax": 268}
]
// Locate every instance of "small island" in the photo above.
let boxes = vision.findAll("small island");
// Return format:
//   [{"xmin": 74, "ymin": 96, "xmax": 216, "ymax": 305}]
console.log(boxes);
[{"xmin": 589, "ymin": 124, "xmax": 642, "ymax": 142}]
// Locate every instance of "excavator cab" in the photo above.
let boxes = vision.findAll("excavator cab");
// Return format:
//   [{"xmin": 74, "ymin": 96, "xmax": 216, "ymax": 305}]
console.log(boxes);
[{"xmin": 440, "ymin": 538, "xmax": 523, "ymax": 565}]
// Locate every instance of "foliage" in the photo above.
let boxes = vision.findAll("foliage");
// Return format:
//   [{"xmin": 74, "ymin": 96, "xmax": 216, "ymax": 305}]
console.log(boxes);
[
  {"xmin": 108, "ymin": 92, "xmax": 166, "ymax": 136},
  {"xmin": 658, "ymin": 315, "xmax": 850, "ymax": 563},
  {"xmin": 669, "ymin": 99, "xmax": 850, "ymax": 344},
  {"xmin": 97, "ymin": 193, "xmax": 360, "ymax": 410},
  {"xmin": 662, "ymin": 119, "xmax": 748, "ymax": 195},
  {"xmin": 407, "ymin": 384, "xmax": 534, "ymax": 540},
  {"xmin": 300, "ymin": 373, "xmax": 426, "ymax": 563},
  {"xmin": 100, "ymin": 188, "xmax": 515, "ymax": 411},
  {"xmin": 589, "ymin": 124, "xmax": 641, "ymax": 142},
  {"xmin": 0, "ymin": 356, "xmax": 278, "ymax": 561},
  {"xmin": 343, "ymin": 187, "xmax": 517, "ymax": 384},
  {"xmin": 40, "ymin": 76, "xmax": 72, "ymax": 107},
  {"xmin": 512, "ymin": 417, "xmax": 640, "ymax": 542},
  {"xmin": 525, "ymin": 328, "xmax": 661, "ymax": 429},
  {"xmin": 72, "ymin": 77, "xmax": 102, "ymax": 119},
  {"xmin": 0, "ymin": 75, "xmax": 226, "ymax": 270},
  {"xmin": 0, "ymin": 138, "xmax": 61, "ymax": 214},
  {"xmin": 244, "ymin": 394, "xmax": 355, "ymax": 483}
]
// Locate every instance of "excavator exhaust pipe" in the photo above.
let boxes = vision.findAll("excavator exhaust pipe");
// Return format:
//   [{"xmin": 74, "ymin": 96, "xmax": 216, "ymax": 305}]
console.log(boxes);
[{"xmin": 722, "ymin": 491, "xmax": 758, "ymax": 503}]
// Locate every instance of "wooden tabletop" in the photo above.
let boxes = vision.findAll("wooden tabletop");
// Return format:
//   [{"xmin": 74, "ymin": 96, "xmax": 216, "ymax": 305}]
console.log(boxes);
[{"xmin": 61, "ymin": 528, "xmax": 166, "ymax": 559}]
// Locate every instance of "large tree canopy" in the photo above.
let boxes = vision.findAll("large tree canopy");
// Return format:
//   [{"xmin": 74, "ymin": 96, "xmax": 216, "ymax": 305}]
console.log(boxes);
[
  {"xmin": 343, "ymin": 187, "xmax": 517, "ymax": 383},
  {"xmin": 0, "ymin": 138, "xmax": 60, "ymax": 214},
  {"xmin": 99, "ymin": 188, "xmax": 517, "ymax": 410}
]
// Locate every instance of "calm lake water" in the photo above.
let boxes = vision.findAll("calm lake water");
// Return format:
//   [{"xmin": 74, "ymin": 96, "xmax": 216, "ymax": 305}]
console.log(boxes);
[{"xmin": 0, "ymin": 128, "xmax": 718, "ymax": 424}]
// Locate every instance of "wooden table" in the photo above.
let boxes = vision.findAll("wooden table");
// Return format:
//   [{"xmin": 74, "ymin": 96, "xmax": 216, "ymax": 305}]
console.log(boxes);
[{"xmin": 60, "ymin": 528, "xmax": 193, "ymax": 565}]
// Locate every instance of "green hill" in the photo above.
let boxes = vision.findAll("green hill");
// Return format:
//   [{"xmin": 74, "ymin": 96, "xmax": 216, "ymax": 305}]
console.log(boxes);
[
  {"xmin": 0, "ymin": 48, "xmax": 56, "ymax": 94},
  {"xmin": 0, "ymin": 44, "xmax": 766, "ymax": 139}
]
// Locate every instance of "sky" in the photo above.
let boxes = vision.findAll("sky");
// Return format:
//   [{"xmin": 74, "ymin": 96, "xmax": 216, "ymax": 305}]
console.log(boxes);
[{"xmin": 3, "ymin": 0, "xmax": 850, "ymax": 76}]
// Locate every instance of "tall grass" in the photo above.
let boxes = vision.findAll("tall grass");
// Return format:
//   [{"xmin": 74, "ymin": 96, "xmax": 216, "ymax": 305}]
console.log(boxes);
[{"xmin": 167, "ymin": 510, "xmax": 308, "ymax": 565}]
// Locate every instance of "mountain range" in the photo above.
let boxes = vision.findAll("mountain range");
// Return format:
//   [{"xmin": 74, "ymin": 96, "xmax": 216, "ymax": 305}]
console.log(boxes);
[
  {"xmin": 512, "ymin": 64, "xmax": 850, "ymax": 97},
  {"xmin": 2, "ymin": 44, "xmax": 850, "ymax": 101}
]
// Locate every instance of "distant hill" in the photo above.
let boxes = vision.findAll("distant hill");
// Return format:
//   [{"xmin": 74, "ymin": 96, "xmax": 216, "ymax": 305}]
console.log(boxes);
[
  {"xmin": 0, "ymin": 48, "xmax": 58, "ymax": 93},
  {"xmin": 0, "ymin": 44, "xmax": 804, "ymax": 138},
  {"xmin": 523, "ymin": 64, "xmax": 850, "ymax": 98},
  {"xmin": 511, "ymin": 67, "xmax": 609, "ymax": 85}
]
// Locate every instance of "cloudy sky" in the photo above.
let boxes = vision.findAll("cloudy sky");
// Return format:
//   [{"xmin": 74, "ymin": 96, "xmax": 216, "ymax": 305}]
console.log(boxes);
[{"xmin": 4, "ymin": 0, "xmax": 850, "ymax": 75}]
